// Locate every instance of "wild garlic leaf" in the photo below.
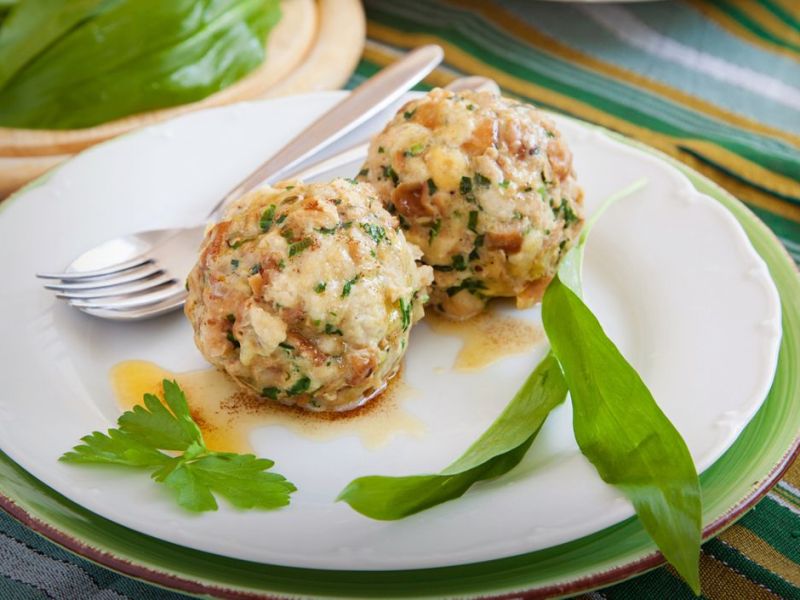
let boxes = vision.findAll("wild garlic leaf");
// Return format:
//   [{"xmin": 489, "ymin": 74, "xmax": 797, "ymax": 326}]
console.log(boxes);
[
  {"xmin": 558, "ymin": 178, "xmax": 648, "ymax": 296},
  {"xmin": 542, "ymin": 176, "xmax": 701, "ymax": 593},
  {"xmin": 338, "ymin": 437, "xmax": 535, "ymax": 521},
  {"xmin": 0, "ymin": 0, "xmax": 110, "ymax": 89},
  {"xmin": 337, "ymin": 353, "xmax": 568, "ymax": 519},
  {"xmin": 542, "ymin": 277, "xmax": 701, "ymax": 593},
  {"xmin": 60, "ymin": 380, "xmax": 296, "ymax": 513},
  {"xmin": 338, "ymin": 181, "xmax": 651, "ymax": 521},
  {"xmin": 338, "ymin": 182, "xmax": 651, "ymax": 520},
  {"xmin": 0, "ymin": 0, "xmax": 282, "ymax": 129}
]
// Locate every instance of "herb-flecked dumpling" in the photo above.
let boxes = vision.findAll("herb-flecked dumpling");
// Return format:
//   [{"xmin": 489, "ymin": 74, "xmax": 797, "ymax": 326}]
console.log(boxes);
[
  {"xmin": 359, "ymin": 88, "xmax": 584, "ymax": 320},
  {"xmin": 185, "ymin": 179, "xmax": 433, "ymax": 411}
]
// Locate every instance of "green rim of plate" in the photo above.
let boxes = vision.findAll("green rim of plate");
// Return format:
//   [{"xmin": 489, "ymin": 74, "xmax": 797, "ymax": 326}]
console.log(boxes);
[{"xmin": 0, "ymin": 119, "xmax": 798, "ymax": 600}]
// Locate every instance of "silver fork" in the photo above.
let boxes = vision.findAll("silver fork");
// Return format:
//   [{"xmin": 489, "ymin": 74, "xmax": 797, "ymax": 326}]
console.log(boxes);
[
  {"xmin": 34, "ymin": 45, "xmax": 443, "ymax": 320},
  {"xmin": 36, "ymin": 72, "xmax": 498, "ymax": 321}
]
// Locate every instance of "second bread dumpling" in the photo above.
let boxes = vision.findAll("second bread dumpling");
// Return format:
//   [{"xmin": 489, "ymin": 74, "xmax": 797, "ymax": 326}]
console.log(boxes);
[
  {"xmin": 359, "ymin": 88, "xmax": 584, "ymax": 320},
  {"xmin": 185, "ymin": 179, "xmax": 433, "ymax": 412}
]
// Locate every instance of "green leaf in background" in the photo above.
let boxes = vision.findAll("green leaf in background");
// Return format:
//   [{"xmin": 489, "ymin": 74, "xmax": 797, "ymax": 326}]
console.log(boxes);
[
  {"xmin": 61, "ymin": 379, "xmax": 296, "ymax": 513},
  {"xmin": 0, "ymin": 0, "xmax": 18, "ymax": 29},
  {"xmin": 337, "ymin": 353, "xmax": 568, "ymax": 519},
  {"xmin": 0, "ymin": 0, "xmax": 281, "ymax": 129},
  {"xmin": 541, "ymin": 177, "xmax": 702, "ymax": 593},
  {"xmin": 0, "ymin": 0, "xmax": 115, "ymax": 90}
]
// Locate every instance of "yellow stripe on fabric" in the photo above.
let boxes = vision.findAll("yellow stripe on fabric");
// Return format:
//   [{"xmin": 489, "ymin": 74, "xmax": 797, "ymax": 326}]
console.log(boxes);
[
  {"xmin": 682, "ymin": 140, "xmax": 800, "ymax": 199},
  {"xmin": 686, "ymin": 0, "xmax": 800, "ymax": 61},
  {"xmin": 782, "ymin": 457, "xmax": 800, "ymax": 489},
  {"xmin": 448, "ymin": 0, "xmax": 800, "ymax": 149},
  {"xmin": 362, "ymin": 43, "xmax": 457, "ymax": 89},
  {"xmin": 727, "ymin": 0, "xmax": 800, "ymax": 48},
  {"xmin": 718, "ymin": 525, "xmax": 800, "ymax": 587},
  {"xmin": 771, "ymin": 0, "xmax": 800, "ymax": 15},
  {"xmin": 685, "ymin": 158, "xmax": 800, "ymax": 222},
  {"xmin": 366, "ymin": 23, "xmax": 800, "ymax": 223},
  {"xmin": 694, "ymin": 552, "xmax": 784, "ymax": 600}
]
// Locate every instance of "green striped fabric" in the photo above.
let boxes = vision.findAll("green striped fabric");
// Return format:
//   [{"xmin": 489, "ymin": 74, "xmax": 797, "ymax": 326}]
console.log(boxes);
[{"xmin": 0, "ymin": 1, "xmax": 797, "ymax": 598}]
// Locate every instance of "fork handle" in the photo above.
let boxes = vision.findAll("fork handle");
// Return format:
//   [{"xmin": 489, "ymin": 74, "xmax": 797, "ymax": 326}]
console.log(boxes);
[{"xmin": 207, "ymin": 44, "xmax": 444, "ymax": 219}]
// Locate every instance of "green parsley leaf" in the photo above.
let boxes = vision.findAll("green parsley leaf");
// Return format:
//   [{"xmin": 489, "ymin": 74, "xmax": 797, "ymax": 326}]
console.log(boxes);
[
  {"xmin": 226, "ymin": 331, "xmax": 240, "ymax": 348},
  {"xmin": 404, "ymin": 142, "xmax": 425, "ymax": 157},
  {"xmin": 159, "ymin": 453, "xmax": 296, "ymax": 511},
  {"xmin": 427, "ymin": 178, "xmax": 437, "ymax": 196},
  {"xmin": 59, "ymin": 429, "xmax": 170, "ymax": 468},
  {"xmin": 398, "ymin": 297, "xmax": 412, "ymax": 331},
  {"xmin": 469, "ymin": 233, "xmax": 485, "ymax": 262},
  {"xmin": 361, "ymin": 223, "xmax": 386, "ymax": 244},
  {"xmin": 60, "ymin": 380, "xmax": 296, "ymax": 512},
  {"xmin": 259, "ymin": 205, "xmax": 276, "ymax": 231},
  {"xmin": 314, "ymin": 282, "xmax": 326, "ymax": 293},
  {"xmin": 261, "ymin": 387, "xmax": 280, "ymax": 400},
  {"xmin": 324, "ymin": 323, "xmax": 343, "ymax": 336},
  {"xmin": 467, "ymin": 210, "xmax": 479, "ymax": 233},
  {"xmin": 428, "ymin": 219, "xmax": 441, "ymax": 244},
  {"xmin": 288, "ymin": 238, "xmax": 312, "ymax": 257},
  {"xmin": 556, "ymin": 198, "xmax": 578, "ymax": 225},
  {"xmin": 474, "ymin": 173, "xmax": 491, "ymax": 187},
  {"xmin": 287, "ymin": 376, "xmax": 310, "ymax": 396},
  {"xmin": 382, "ymin": 165, "xmax": 399, "ymax": 186},
  {"xmin": 446, "ymin": 277, "xmax": 486, "ymax": 297},
  {"xmin": 403, "ymin": 108, "xmax": 416, "ymax": 120},
  {"xmin": 342, "ymin": 274, "xmax": 359, "ymax": 297},
  {"xmin": 459, "ymin": 176, "xmax": 472, "ymax": 196}
]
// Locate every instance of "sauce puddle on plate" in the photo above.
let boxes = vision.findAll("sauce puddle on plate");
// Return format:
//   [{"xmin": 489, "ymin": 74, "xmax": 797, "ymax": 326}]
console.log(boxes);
[
  {"xmin": 110, "ymin": 361, "xmax": 424, "ymax": 454},
  {"xmin": 426, "ymin": 307, "xmax": 544, "ymax": 371}
]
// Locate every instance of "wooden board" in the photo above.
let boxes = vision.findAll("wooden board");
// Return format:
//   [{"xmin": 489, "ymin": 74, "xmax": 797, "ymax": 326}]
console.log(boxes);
[{"xmin": 264, "ymin": 0, "xmax": 365, "ymax": 97}]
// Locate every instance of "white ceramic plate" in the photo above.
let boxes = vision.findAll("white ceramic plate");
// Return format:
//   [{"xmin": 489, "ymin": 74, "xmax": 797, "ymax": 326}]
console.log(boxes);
[{"xmin": 0, "ymin": 93, "xmax": 781, "ymax": 571}]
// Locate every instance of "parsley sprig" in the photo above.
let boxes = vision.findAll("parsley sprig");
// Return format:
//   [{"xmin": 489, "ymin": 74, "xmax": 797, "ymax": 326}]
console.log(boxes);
[{"xmin": 60, "ymin": 380, "xmax": 296, "ymax": 512}]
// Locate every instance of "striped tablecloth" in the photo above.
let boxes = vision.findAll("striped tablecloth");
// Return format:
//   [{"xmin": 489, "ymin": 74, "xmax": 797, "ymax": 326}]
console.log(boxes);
[{"xmin": 2, "ymin": 1, "xmax": 798, "ymax": 598}]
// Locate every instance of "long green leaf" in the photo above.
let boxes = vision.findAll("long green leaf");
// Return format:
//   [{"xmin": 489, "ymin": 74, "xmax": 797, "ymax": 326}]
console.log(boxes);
[
  {"xmin": 338, "ymin": 353, "xmax": 568, "ymax": 519},
  {"xmin": 0, "ymin": 0, "xmax": 281, "ymax": 129},
  {"xmin": 542, "ymin": 276, "xmax": 701, "ymax": 593},
  {"xmin": 541, "ymin": 177, "xmax": 701, "ymax": 594},
  {"xmin": 0, "ymin": 0, "xmax": 117, "ymax": 89},
  {"xmin": 338, "ymin": 181, "xmax": 649, "ymax": 521}
]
